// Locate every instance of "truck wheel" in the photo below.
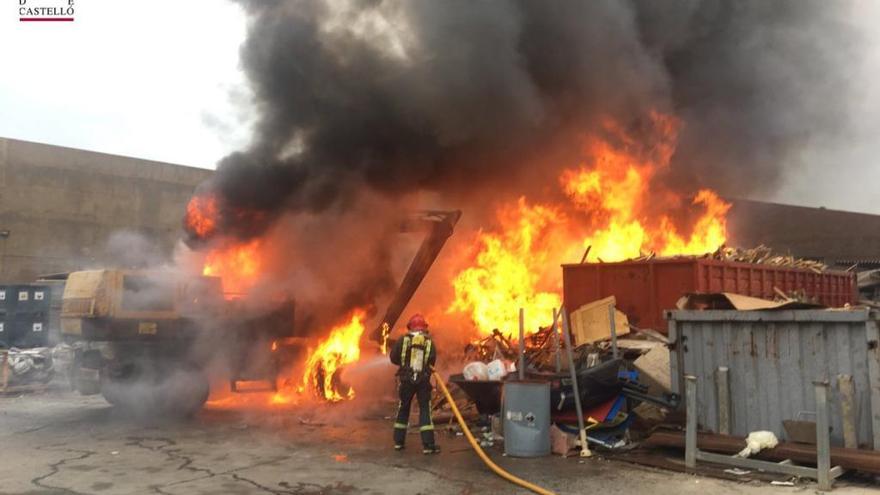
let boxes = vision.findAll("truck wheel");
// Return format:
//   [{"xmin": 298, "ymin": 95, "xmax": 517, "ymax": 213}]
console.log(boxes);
[
  {"xmin": 73, "ymin": 351, "xmax": 103, "ymax": 396},
  {"xmin": 100, "ymin": 363, "xmax": 146, "ymax": 410},
  {"xmin": 101, "ymin": 363, "xmax": 208, "ymax": 417},
  {"xmin": 100, "ymin": 374, "xmax": 125, "ymax": 407},
  {"xmin": 156, "ymin": 365, "xmax": 210, "ymax": 417}
]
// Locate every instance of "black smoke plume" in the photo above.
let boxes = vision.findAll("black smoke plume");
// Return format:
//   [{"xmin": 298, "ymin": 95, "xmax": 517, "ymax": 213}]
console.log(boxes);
[
  {"xmin": 186, "ymin": 0, "xmax": 865, "ymax": 332},
  {"xmin": 195, "ymin": 0, "xmax": 862, "ymax": 238}
]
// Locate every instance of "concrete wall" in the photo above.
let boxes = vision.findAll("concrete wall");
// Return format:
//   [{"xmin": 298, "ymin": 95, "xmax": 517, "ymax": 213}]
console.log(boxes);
[
  {"xmin": 0, "ymin": 138, "xmax": 212, "ymax": 282},
  {"xmin": 2, "ymin": 137, "xmax": 878, "ymax": 282}
]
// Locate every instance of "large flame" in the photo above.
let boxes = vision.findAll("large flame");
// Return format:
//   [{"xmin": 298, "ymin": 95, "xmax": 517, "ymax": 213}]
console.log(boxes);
[
  {"xmin": 202, "ymin": 239, "xmax": 263, "ymax": 297},
  {"xmin": 185, "ymin": 195, "xmax": 219, "ymax": 239},
  {"xmin": 449, "ymin": 112, "xmax": 730, "ymax": 336},
  {"xmin": 302, "ymin": 310, "xmax": 366, "ymax": 402},
  {"xmin": 194, "ymin": 110, "xmax": 730, "ymax": 405},
  {"xmin": 189, "ymin": 193, "xmax": 266, "ymax": 298},
  {"xmin": 449, "ymin": 199, "xmax": 565, "ymax": 336},
  {"xmin": 655, "ymin": 189, "xmax": 730, "ymax": 256},
  {"xmin": 561, "ymin": 111, "xmax": 729, "ymax": 261}
]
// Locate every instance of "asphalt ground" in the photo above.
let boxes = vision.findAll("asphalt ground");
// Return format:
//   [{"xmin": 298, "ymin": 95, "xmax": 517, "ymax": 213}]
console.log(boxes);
[{"xmin": 1, "ymin": 385, "xmax": 877, "ymax": 495}]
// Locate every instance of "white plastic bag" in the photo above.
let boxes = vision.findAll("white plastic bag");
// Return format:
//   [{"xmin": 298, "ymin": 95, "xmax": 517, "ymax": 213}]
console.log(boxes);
[
  {"xmin": 463, "ymin": 361, "xmax": 489, "ymax": 381},
  {"xmin": 487, "ymin": 359, "xmax": 508, "ymax": 381},
  {"xmin": 736, "ymin": 431, "xmax": 779, "ymax": 458}
]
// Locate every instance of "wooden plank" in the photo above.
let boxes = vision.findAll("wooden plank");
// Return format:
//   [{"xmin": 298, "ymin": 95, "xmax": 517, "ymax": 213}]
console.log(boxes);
[
  {"xmin": 568, "ymin": 296, "xmax": 629, "ymax": 345},
  {"xmin": 839, "ymin": 374, "xmax": 858, "ymax": 449},
  {"xmin": 716, "ymin": 367, "xmax": 731, "ymax": 435}
]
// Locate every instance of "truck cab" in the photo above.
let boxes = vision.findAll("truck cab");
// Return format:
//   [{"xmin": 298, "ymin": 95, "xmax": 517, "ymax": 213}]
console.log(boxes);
[{"xmin": 61, "ymin": 269, "xmax": 224, "ymax": 341}]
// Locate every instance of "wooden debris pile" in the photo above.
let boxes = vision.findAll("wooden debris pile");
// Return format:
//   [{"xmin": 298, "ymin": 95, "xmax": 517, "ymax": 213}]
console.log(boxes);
[
  {"xmin": 712, "ymin": 245, "xmax": 827, "ymax": 272},
  {"xmin": 464, "ymin": 330, "xmax": 517, "ymax": 362},
  {"xmin": 624, "ymin": 245, "xmax": 827, "ymax": 273}
]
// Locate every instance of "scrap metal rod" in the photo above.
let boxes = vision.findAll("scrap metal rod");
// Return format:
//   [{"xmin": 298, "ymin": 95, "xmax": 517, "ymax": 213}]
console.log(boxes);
[
  {"xmin": 518, "ymin": 307, "xmax": 525, "ymax": 381},
  {"xmin": 561, "ymin": 308, "xmax": 592, "ymax": 457},
  {"xmin": 553, "ymin": 307, "xmax": 561, "ymax": 373},
  {"xmin": 607, "ymin": 302, "xmax": 619, "ymax": 359}
]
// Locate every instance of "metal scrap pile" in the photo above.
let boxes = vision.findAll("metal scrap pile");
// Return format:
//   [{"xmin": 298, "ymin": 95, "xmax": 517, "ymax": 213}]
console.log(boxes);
[
  {"xmin": 1, "ymin": 347, "xmax": 54, "ymax": 390},
  {"xmin": 858, "ymin": 269, "xmax": 880, "ymax": 301},
  {"xmin": 463, "ymin": 326, "xmax": 559, "ymax": 369},
  {"xmin": 442, "ymin": 300, "xmax": 682, "ymax": 458}
]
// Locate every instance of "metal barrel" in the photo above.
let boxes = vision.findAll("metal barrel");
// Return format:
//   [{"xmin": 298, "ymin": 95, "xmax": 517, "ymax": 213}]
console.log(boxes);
[{"xmin": 502, "ymin": 381, "xmax": 551, "ymax": 457}]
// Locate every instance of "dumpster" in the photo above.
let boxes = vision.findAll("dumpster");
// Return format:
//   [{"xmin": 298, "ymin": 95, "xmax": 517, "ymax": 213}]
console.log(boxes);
[{"xmin": 562, "ymin": 258, "xmax": 856, "ymax": 331}]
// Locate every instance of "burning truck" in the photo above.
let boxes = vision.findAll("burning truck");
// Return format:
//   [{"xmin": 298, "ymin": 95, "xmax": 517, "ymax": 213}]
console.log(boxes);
[
  {"xmin": 60, "ymin": 210, "xmax": 460, "ymax": 414},
  {"xmin": 60, "ymin": 269, "xmax": 294, "ymax": 414}
]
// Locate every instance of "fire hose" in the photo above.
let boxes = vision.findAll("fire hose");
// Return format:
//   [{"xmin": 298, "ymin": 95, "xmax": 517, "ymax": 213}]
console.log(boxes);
[{"xmin": 433, "ymin": 372, "xmax": 557, "ymax": 495}]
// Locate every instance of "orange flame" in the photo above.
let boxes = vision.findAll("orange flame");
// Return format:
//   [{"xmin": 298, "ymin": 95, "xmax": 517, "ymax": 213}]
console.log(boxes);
[
  {"xmin": 302, "ymin": 310, "xmax": 366, "ymax": 402},
  {"xmin": 269, "ymin": 391, "xmax": 296, "ymax": 405},
  {"xmin": 655, "ymin": 189, "xmax": 730, "ymax": 256},
  {"xmin": 185, "ymin": 195, "xmax": 219, "ymax": 238},
  {"xmin": 449, "ymin": 112, "xmax": 729, "ymax": 336},
  {"xmin": 563, "ymin": 113, "xmax": 729, "ymax": 261},
  {"xmin": 202, "ymin": 239, "xmax": 262, "ymax": 297},
  {"xmin": 448, "ymin": 199, "xmax": 565, "ymax": 336}
]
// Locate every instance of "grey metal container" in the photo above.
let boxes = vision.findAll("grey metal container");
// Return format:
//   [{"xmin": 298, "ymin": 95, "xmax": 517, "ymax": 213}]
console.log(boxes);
[
  {"xmin": 668, "ymin": 309, "xmax": 880, "ymax": 450},
  {"xmin": 502, "ymin": 381, "xmax": 551, "ymax": 457}
]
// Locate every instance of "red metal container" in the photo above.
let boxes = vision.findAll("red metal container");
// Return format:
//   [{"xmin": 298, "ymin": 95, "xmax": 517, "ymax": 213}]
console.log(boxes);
[{"xmin": 562, "ymin": 258, "xmax": 857, "ymax": 332}]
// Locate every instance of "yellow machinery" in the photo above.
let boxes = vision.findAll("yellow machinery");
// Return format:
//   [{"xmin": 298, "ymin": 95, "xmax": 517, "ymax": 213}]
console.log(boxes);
[{"xmin": 61, "ymin": 269, "xmax": 293, "ymax": 415}]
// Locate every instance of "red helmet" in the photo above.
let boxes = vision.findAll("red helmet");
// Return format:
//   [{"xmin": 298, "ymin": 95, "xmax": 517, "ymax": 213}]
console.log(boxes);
[{"xmin": 406, "ymin": 313, "xmax": 429, "ymax": 331}]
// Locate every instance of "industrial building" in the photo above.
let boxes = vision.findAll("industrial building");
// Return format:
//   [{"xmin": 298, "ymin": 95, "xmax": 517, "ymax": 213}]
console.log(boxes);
[
  {"xmin": 1, "ymin": 136, "xmax": 879, "ymax": 284},
  {"xmin": 0, "ymin": 137, "xmax": 211, "ymax": 282},
  {"xmin": 727, "ymin": 198, "xmax": 880, "ymax": 268}
]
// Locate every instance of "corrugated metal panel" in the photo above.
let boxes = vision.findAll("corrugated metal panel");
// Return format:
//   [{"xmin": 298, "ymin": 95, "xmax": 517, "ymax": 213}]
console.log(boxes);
[{"xmin": 668, "ymin": 309, "xmax": 880, "ymax": 450}]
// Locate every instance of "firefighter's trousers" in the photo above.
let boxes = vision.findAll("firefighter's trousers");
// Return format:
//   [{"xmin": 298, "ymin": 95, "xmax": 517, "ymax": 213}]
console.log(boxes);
[{"xmin": 393, "ymin": 377, "xmax": 434, "ymax": 447}]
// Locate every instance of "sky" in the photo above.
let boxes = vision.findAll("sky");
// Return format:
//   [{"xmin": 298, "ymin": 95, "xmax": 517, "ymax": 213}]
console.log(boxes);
[
  {"xmin": 767, "ymin": 4, "xmax": 880, "ymax": 214},
  {"xmin": 0, "ymin": 0, "xmax": 252, "ymax": 168},
  {"xmin": 0, "ymin": 1, "xmax": 878, "ymax": 213}
]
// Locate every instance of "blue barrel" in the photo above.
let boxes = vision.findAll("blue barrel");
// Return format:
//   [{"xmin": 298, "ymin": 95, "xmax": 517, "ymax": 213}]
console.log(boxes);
[{"xmin": 502, "ymin": 381, "xmax": 551, "ymax": 457}]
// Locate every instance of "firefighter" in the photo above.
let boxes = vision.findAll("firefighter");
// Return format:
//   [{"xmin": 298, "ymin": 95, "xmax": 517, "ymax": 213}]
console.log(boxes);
[{"xmin": 389, "ymin": 313, "xmax": 440, "ymax": 454}]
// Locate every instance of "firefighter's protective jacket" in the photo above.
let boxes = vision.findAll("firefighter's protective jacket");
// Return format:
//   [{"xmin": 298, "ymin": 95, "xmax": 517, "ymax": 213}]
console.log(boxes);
[{"xmin": 390, "ymin": 331, "xmax": 437, "ymax": 383}]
